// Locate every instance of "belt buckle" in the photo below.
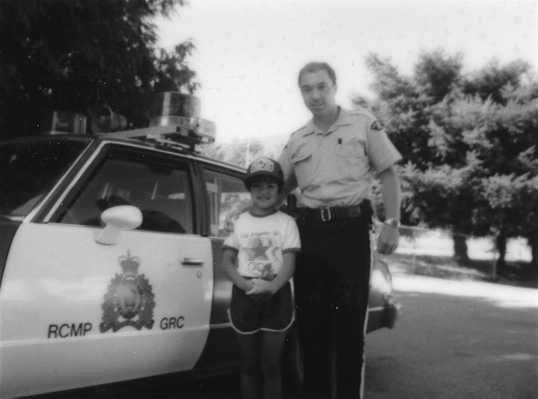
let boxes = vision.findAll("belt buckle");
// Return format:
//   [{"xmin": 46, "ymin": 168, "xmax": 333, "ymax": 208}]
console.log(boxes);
[{"xmin": 320, "ymin": 206, "xmax": 331, "ymax": 222}]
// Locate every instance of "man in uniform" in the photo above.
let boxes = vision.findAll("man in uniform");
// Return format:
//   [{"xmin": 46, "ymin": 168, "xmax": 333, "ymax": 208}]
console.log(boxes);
[{"xmin": 277, "ymin": 61, "xmax": 402, "ymax": 398}]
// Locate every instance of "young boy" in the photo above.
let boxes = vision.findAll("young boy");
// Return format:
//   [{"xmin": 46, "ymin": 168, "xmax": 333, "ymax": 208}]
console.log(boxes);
[{"xmin": 221, "ymin": 157, "xmax": 301, "ymax": 399}]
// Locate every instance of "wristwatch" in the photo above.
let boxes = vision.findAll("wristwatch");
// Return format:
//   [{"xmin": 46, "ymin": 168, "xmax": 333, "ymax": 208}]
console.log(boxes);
[{"xmin": 384, "ymin": 218, "xmax": 401, "ymax": 228}]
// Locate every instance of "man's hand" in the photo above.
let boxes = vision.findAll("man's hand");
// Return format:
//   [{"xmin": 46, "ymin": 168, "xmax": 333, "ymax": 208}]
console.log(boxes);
[{"xmin": 376, "ymin": 224, "xmax": 399, "ymax": 254}]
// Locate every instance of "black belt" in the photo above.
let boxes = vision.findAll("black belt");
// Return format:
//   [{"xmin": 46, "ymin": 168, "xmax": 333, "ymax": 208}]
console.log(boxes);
[{"xmin": 303, "ymin": 205, "xmax": 362, "ymax": 222}]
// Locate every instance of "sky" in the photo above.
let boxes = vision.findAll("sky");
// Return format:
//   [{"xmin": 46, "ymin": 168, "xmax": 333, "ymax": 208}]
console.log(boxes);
[{"xmin": 156, "ymin": 0, "xmax": 538, "ymax": 147}]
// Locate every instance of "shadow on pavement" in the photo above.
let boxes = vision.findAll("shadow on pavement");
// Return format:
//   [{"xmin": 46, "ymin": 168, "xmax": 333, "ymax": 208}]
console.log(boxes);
[{"xmin": 366, "ymin": 274, "xmax": 538, "ymax": 399}]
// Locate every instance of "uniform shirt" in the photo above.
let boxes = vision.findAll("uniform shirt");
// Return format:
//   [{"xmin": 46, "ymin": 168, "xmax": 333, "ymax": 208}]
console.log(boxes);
[
  {"xmin": 223, "ymin": 210, "xmax": 301, "ymax": 281},
  {"xmin": 278, "ymin": 107, "xmax": 402, "ymax": 208}
]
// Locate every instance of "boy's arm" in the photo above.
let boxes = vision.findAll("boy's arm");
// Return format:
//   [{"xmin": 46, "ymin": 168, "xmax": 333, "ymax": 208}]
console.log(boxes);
[
  {"xmin": 247, "ymin": 252, "xmax": 296, "ymax": 302},
  {"xmin": 221, "ymin": 248, "xmax": 255, "ymax": 293}
]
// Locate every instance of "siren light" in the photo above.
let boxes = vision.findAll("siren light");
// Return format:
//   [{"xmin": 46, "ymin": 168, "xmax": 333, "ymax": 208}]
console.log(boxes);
[
  {"xmin": 42, "ymin": 110, "xmax": 87, "ymax": 135},
  {"xmin": 149, "ymin": 92, "xmax": 216, "ymax": 144},
  {"xmin": 88, "ymin": 106, "xmax": 128, "ymax": 133},
  {"xmin": 97, "ymin": 92, "xmax": 216, "ymax": 150}
]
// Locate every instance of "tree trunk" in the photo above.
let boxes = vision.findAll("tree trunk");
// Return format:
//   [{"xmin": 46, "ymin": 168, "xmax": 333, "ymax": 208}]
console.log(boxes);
[
  {"xmin": 530, "ymin": 231, "xmax": 538, "ymax": 270},
  {"xmin": 495, "ymin": 231, "xmax": 507, "ymax": 275},
  {"xmin": 453, "ymin": 233, "xmax": 469, "ymax": 262}
]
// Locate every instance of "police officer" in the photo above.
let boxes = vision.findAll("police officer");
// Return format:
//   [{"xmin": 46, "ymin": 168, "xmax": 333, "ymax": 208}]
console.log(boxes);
[{"xmin": 277, "ymin": 61, "xmax": 402, "ymax": 399}]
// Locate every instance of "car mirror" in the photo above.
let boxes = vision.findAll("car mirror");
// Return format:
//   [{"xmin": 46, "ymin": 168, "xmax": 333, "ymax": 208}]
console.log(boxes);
[{"xmin": 95, "ymin": 205, "xmax": 143, "ymax": 245}]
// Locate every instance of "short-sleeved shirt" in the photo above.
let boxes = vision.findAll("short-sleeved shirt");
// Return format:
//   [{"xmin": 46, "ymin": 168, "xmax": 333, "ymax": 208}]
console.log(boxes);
[
  {"xmin": 278, "ymin": 107, "xmax": 402, "ymax": 208},
  {"xmin": 223, "ymin": 210, "xmax": 301, "ymax": 281}
]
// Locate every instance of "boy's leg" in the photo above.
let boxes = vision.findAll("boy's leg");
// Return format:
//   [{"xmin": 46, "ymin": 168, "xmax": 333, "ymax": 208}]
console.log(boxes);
[
  {"xmin": 236, "ymin": 332, "xmax": 262, "ymax": 399},
  {"xmin": 260, "ymin": 330, "xmax": 287, "ymax": 399}
]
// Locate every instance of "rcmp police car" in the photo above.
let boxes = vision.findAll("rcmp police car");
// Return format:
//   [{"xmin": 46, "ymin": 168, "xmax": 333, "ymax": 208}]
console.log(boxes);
[{"xmin": 0, "ymin": 93, "xmax": 398, "ymax": 398}]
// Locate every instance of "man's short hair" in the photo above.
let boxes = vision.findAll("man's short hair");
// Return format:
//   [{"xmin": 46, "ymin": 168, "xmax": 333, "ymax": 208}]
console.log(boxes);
[{"xmin": 298, "ymin": 62, "xmax": 337, "ymax": 86}]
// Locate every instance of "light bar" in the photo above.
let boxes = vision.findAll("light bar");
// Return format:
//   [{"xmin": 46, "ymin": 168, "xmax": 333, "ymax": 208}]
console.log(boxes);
[
  {"xmin": 150, "ymin": 116, "xmax": 215, "ymax": 144},
  {"xmin": 89, "ymin": 106, "xmax": 127, "ymax": 133},
  {"xmin": 196, "ymin": 118, "xmax": 216, "ymax": 143},
  {"xmin": 103, "ymin": 92, "xmax": 215, "ymax": 148},
  {"xmin": 42, "ymin": 110, "xmax": 87, "ymax": 135},
  {"xmin": 151, "ymin": 92, "xmax": 201, "ymax": 120}
]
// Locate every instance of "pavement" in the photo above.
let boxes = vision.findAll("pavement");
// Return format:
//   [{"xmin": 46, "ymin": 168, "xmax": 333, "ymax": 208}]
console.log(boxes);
[{"xmin": 365, "ymin": 271, "xmax": 538, "ymax": 399}]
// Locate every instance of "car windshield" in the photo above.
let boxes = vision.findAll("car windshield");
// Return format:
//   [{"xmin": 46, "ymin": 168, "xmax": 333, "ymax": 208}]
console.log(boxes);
[{"xmin": 0, "ymin": 138, "xmax": 88, "ymax": 220}]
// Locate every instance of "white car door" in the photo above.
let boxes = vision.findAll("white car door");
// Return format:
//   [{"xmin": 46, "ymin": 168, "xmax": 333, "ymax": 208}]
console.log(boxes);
[{"xmin": 0, "ymin": 144, "xmax": 213, "ymax": 398}]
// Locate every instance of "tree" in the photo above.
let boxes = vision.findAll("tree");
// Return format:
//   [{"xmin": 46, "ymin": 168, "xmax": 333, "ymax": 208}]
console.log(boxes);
[
  {"xmin": 201, "ymin": 139, "xmax": 269, "ymax": 168},
  {"xmin": 360, "ymin": 50, "xmax": 538, "ymax": 269},
  {"xmin": 0, "ymin": 0, "xmax": 197, "ymax": 140}
]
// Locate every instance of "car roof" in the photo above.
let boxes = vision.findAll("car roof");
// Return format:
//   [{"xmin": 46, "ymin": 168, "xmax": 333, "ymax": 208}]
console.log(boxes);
[{"xmin": 3, "ymin": 132, "xmax": 246, "ymax": 174}]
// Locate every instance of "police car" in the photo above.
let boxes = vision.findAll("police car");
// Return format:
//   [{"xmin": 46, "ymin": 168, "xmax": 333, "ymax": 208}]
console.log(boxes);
[{"xmin": 0, "ymin": 93, "xmax": 399, "ymax": 398}]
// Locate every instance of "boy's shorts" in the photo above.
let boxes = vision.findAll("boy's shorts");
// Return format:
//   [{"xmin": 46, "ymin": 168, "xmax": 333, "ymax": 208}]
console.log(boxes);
[{"xmin": 228, "ymin": 281, "xmax": 294, "ymax": 334}]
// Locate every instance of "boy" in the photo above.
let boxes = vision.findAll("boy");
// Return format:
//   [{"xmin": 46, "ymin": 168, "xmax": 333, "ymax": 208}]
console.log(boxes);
[{"xmin": 221, "ymin": 157, "xmax": 301, "ymax": 399}]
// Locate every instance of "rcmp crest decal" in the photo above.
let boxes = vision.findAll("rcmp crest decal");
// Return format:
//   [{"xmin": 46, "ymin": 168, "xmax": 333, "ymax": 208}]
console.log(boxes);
[{"xmin": 100, "ymin": 251, "xmax": 155, "ymax": 332}]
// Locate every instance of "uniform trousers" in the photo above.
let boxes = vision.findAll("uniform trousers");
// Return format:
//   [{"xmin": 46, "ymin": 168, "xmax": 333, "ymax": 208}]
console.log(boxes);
[{"xmin": 294, "ymin": 217, "xmax": 371, "ymax": 399}]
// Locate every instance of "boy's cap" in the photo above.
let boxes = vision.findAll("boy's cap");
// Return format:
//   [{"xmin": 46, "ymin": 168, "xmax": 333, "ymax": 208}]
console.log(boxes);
[{"xmin": 244, "ymin": 157, "xmax": 284, "ymax": 187}]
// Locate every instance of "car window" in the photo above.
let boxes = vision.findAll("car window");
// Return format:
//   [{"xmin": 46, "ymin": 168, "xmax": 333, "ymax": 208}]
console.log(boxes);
[
  {"xmin": 202, "ymin": 168, "xmax": 250, "ymax": 237},
  {"xmin": 0, "ymin": 139, "xmax": 87, "ymax": 220},
  {"xmin": 56, "ymin": 147, "xmax": 194, "ymax": 234}
]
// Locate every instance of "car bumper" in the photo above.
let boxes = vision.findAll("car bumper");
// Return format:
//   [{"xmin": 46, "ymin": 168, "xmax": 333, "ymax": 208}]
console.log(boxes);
[{"xmin": 366, "ymin": 295, "xmax": 401, "ymax": 333}]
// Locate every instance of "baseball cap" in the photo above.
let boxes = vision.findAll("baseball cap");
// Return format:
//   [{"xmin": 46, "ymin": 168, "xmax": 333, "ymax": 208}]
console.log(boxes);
[{"xmin": 244, "ymin": 157, "xmax": 284, "ymax": 190}]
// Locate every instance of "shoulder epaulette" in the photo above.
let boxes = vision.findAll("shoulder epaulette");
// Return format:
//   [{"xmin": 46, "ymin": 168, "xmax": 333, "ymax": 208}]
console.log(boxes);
[
  {"xmin": 349, "ymin": 109, "xmax": 384, "ymax": 131},
  {"xmin": 289, "ymin": 124, "xmax": 307, "ymax": 137},
  {"xmin": 349, "ymin": 109, "xmax": 375, "ymax": 120}
]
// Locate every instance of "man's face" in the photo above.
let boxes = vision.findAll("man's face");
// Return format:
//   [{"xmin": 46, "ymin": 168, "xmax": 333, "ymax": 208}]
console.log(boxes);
[{"xmin": 299, "ymin": 69, "xmax": 337, "ymax": 119}]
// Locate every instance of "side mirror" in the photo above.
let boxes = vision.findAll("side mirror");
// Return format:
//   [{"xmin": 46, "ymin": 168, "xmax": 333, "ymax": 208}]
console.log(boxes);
[{"xmin": 95, "ymin": 205, "xmax": 142, "ymax": 245}]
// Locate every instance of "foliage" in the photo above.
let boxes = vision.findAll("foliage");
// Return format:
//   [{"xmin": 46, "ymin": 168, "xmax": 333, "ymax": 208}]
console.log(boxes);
[
  {"xmin": 359, "ymin": 49, "xmax": 538, "ymax": 266},
  {"xmin": 0, "ymin": 0, "xmax": 197, "ymax": 140},
  {"xmin": 201, "ymin": 139, "xmax": 277, "ymax": 168}
]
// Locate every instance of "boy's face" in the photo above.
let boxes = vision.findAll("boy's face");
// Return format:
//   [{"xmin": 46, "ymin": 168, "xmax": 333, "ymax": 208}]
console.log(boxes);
[{"xmin": 249, "ymin": 179, "xmax": 279, "ymax": 216}]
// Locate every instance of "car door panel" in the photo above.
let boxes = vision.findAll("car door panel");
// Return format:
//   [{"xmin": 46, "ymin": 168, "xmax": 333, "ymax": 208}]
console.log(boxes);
[
  {"xmin": 0, "ymin": 142, "xmax": 213, "ymax": 398},
  {"xmin": 194, "ymin": 166, "xmax": 249, "ymax": 370},
  {"xmin": 0, "ymin": 223, "xmax": 212, "ymax": 398}
]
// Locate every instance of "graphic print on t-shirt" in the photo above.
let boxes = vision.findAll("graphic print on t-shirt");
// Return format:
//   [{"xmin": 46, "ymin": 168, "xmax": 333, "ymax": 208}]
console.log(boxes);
[{"xmin": 244, "ymin": 236, "xmax": 278, "ymax": 281}]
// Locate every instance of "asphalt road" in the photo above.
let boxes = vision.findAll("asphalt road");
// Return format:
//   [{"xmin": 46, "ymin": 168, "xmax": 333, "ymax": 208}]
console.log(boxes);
[
  {"xmin": 365, "ymin": 274, "xmax": 538, "ymax": 399},
  {"xmin": 110, "ymin": 273, "xmax": 538, "ymax": 399}
]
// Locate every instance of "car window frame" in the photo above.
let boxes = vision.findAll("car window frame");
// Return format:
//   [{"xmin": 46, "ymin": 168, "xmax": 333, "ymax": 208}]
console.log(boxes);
[
  {"xmin": 45, "ymin": 141, "xmax": 199, "ymax": 234},
  {"xmin": 2, "ymin": 136, "xmax": 94, "ymax": 223},
  {"xmin": 197, "ymin": 161, "xmax": 248, "ymax": 238}
]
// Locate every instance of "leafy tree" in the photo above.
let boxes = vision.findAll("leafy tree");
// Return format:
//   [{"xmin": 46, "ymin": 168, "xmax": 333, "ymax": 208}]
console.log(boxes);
[
  {"xmin": 359, "ymin": 50, "xmax": 538, "ymax": 269},
  {"xmin": 0, "ymin": 0, "xmax": 197, "ymax": 140},
  {"xmin": 201, "ymin": 139, "xmax": 269, "ymax": 168}
]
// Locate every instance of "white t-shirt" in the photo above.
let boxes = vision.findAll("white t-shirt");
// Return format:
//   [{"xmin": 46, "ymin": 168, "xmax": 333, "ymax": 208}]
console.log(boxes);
[{"xmin": 223, "ymin": 210, "xmax": 301, "ymax": 281}]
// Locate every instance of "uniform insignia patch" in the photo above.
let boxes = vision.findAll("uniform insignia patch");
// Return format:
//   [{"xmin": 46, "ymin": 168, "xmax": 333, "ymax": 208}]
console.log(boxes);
[
  {"xmin": 370, "ymin": 120, "xmax": 384, "ymax": 131},
  {"xmin": 100, "ymin": 251, "xmax": 155, "ymax": 333}
]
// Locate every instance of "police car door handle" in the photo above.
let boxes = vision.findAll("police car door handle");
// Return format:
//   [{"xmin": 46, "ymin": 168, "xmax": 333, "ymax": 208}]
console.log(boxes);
[{"xmin": 181, "ymin": 258, "xmax": 204, "ymax": 266}]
